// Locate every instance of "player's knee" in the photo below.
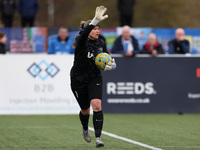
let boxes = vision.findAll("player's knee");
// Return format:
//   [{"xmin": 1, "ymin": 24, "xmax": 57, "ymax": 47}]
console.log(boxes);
[
  {"xmin": 91, "ymin": 99, "xmax": 102, "ymax": 111},
  {"xmin": 81, "ymin": 108, "xmax": 90, "ymax": 115}
]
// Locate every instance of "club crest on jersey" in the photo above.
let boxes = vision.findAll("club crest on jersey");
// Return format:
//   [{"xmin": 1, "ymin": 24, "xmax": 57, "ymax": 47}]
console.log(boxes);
[{"xmin": 99, "ymin": 47, "xmax": 103, "ymax": 52}]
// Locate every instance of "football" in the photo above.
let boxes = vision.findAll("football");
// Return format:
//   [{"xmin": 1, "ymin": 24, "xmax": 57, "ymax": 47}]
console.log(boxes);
[{"xmin": 95, "ymin": 53, "xmax": 112, "ymax": 70}]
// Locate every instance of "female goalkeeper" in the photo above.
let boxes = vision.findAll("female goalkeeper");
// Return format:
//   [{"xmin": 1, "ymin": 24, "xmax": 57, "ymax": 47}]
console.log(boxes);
[{"xmin": 70, "ymin": 6, "xmax": 116, "ymax": 147}]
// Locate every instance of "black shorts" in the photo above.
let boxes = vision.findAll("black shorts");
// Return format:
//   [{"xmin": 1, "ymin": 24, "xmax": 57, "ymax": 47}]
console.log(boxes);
[{"xmin": 71, "ymin": 76, "xmax": 102, "ymax": 110}]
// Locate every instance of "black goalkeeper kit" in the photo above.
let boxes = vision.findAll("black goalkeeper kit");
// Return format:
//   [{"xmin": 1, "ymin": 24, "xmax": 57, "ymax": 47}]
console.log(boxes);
[{"xmin": 70, "ymin": 24, "xmax": 108, "ymax": 109}]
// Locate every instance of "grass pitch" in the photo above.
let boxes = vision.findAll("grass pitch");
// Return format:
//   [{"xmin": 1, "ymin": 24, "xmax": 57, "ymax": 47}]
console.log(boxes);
[{"xmin": 0, "ymin": 114, "xmax": 200, "ymax": 150}]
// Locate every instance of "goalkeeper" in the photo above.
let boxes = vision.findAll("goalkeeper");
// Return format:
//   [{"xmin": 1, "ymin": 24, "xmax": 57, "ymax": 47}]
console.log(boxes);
[{"xmin": 70, "ymin": 6, "xmax": 116, "ymax": 147}]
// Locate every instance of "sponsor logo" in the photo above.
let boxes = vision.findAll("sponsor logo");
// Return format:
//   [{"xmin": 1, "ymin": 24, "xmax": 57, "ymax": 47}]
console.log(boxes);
[
  {"xmin": 27, "ymin": 60, "xmax": 60, "ymax": 81},
  {"xmin": 196, "ymin": 68, "xmax": 200, "ymax": 78},
  {"xmin": 107, "ymin": 82, "xmax": 156, "ymax": 95},
  {"xmin": 188, "ymin": 93, "xmax": 200, "ymax": 99},
  {"xmin": 107, "ymin": 98, "xmax": 150, "ymax": 104},
  {"xmin": 87, "ymin": 52, "xmax": 94, "ymax": 58}
]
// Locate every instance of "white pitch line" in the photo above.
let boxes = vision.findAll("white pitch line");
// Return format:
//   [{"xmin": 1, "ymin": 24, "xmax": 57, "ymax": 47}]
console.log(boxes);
[{"xmin": 89, "ymin": 127, "xmax": 162, "ymax": 150}]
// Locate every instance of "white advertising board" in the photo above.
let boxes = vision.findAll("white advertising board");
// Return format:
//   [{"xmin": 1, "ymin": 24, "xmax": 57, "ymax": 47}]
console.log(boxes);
[{"xmin": 0, "ymin": 54, "xmax": 80, "ymax": 114}]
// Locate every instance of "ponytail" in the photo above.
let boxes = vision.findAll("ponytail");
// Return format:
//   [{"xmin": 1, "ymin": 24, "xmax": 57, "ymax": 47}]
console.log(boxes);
[{"xmin": 72, "ymin": 20, "xmax": 91, "ymax": 48}]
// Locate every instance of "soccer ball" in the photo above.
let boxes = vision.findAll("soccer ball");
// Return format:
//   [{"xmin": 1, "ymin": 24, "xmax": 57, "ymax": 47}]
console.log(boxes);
[{"xmin": 95, "ymin": 53, "xmax": 112, "ymax": 70}]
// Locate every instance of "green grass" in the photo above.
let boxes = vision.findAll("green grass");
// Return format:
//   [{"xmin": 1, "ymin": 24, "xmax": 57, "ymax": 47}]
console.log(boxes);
[{"xmin": 0, "ymin": 114, "xmax": 200, "ymax": 150}]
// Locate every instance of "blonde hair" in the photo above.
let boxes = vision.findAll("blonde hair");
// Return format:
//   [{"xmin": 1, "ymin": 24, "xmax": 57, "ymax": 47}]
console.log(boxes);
[{"xmin": 147, "ymin": 33, "xmax": 157, "ymax": 43}]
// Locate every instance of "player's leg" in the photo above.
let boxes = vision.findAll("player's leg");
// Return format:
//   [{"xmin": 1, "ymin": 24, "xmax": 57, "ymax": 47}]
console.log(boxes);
[
  {"xmin": 91, "ymin": 99, "xmax": 103, "ymax": 138},
  {"xmin": 80, "ymin": 108, "xmax": 90, "ymax": 130},
  {"xmin": 72, "ymin": 89, "xmax": 92, "ymax": 142},
  {"xmin": 79, "ymin": 107, "xmax": 91, "ymax": 142},
  {"xmin": 91, "ymin": 99, "xmax": 104, "ymax": 147},
  {"xmin": 88, "ymin": 76, "xmax": 104, "ymax": 147},
  {"xmin": 71, "ymin": 77, "xmax": 91, "ymax": 142}
]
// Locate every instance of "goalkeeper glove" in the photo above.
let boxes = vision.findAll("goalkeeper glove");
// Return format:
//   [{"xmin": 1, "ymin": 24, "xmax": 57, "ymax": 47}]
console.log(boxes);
[
  {"xmin": 104, "ymin": 58, "xmax": 116, "ymax": 71},
  {"xmin": 90, "ymin": 6, "xmax": 108, "ymax": 26}
]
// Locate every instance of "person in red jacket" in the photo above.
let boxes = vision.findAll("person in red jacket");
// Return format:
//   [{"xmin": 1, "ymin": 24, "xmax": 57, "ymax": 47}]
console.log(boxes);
[{"xmin": 141, "ymin": 33, "xmax": 164, "ymax": 56}]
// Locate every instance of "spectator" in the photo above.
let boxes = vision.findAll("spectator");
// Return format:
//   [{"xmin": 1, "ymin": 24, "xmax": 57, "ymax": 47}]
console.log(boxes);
[
  {"xmin": 111, "ymin": 25, "xmax": 139, "ymax": 57},
  {"xmin": 0, "ymin": 0, "xmax": 16, "ymax": 27},
  {"xmin": 168, "ymin": 28, "xmax": 190, "ymax": 54},
  {"xmin": 141, "ymin": 33, "xmax": 164, "ymax": 56},
  {"xmin": 0, "ymin": 32, "xmax": 7, "ymax": 54},
  {"xmin": 117, "ymin": 0, "xmax": 135, "ymax": 27},
  {"xmin": 48, "ymin": 27, "xmax": 73, "ymax": 54},
  {"xmin": 18, "ymin": 0, "xmax": 39, "ymax": 27},
  {"xmin": 33, "ymin": 29, "xmax": 45, "ymax": 52}
]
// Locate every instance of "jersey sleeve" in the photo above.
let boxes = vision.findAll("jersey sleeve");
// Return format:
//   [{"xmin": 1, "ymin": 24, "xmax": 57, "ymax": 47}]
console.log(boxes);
[{"xmin": 76, "ymin": 25, "xmax": 95, "ymax": 46}]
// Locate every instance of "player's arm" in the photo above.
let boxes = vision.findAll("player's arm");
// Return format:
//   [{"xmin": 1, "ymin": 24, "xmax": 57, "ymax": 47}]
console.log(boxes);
[
  {"xmin": 76, "ymin": 6, "xmax": 108, "ymax": 45},
  {"xmin": 103, "ymin": 42, "xmax": 117, "ymax": 71}
]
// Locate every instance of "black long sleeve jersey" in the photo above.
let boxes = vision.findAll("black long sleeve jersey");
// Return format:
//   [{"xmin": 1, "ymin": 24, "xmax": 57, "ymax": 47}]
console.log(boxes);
[{"xmin": 70, "ymin": 25, "xmax": 108, "ymax": 83}]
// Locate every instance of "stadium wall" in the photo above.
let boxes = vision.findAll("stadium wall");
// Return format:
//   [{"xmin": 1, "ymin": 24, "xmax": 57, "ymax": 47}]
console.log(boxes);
[{"xmin": 0, "ymin": 54, "xmax": 200, "ymax": 114}]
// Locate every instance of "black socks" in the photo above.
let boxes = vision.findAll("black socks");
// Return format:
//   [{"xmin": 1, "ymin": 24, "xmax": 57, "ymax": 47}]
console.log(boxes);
[
  {"xmin": 79, "ymin": 110, "xmax": 104, "ymax": 138},
  {"xmin": 79, "ymin": 111, "xmax": 89, "ymax": 130},
  {"xmin": 93, "ymin": 110, "xmax": 103, "ymax": 138}
]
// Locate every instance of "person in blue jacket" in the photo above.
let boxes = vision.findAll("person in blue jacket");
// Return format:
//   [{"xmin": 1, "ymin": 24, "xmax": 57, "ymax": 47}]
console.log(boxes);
[
  {"xmin": 168, "ymin": 28, "xmax": 190, "ymax": 54},
  {"xmin": 48, "ymin": 27, "xmax": 74, "ymax": 54},
  {"xmin": 18, "ymin": 0, "xmax": 39, "ymax": 27},
  {"xmin": 33, "ymin": 29, "xmax": 45, "ymax": 52},
  {"xmin": 111, "ymin": 25, "xmax": 139, "ymax": 57}
]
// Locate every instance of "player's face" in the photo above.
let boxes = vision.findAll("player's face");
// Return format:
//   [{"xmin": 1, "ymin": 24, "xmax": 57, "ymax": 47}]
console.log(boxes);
[{"xmin": 89, "ymin": 26, "xmax": 100, "ymax": 40}]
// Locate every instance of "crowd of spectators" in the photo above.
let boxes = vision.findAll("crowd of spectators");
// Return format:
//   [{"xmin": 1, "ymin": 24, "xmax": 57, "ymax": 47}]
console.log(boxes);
[
  {"xmin": 0, "ymin": 1, "xmax": 191, "ymax": 56},
  {"xmin": 111, "ymin": 26, "xmax": 189, "ymax": 57},
  {"xmin": 43, "ymin": 25, "xmax": 190, "ymax": 56},
  {"xmin": 0, "ymin": 25, "xmax": 192, "ymax": 55}
]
